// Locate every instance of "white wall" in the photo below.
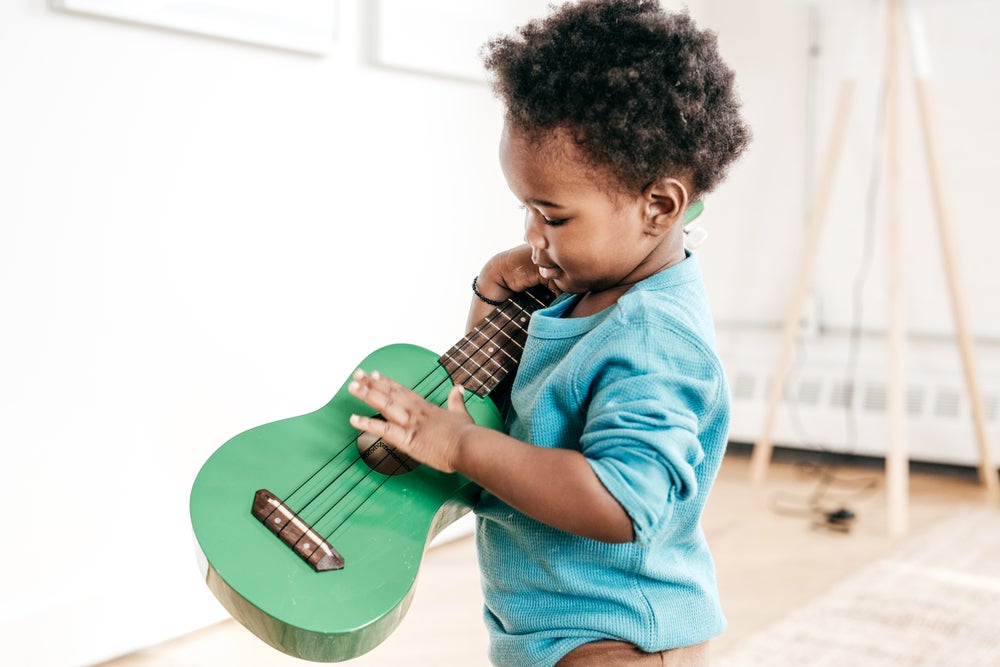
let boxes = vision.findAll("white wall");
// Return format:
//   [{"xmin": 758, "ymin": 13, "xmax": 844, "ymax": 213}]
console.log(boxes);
[
  {"xmin": 2, "ymin": 1, "xmax": 998, "ymax": 665},
  {"xmin": 809, "ymin": 0, "xmax": 1000, "ymax": 340},
  {"xmin": 701, "ymin": 0, "xmax": 1000, "ymax": 341},
  {"xmin": 699, "ymin": 0, "xmax": 1000, "ymax": 466},
  {"xmin": 1, "ymin": 2, "xmax": 524, "ymax": 664}
]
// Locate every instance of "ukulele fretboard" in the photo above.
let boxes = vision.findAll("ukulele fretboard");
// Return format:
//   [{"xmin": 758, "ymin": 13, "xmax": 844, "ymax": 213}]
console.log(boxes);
[{"xmin": 438, "ymin": 285, "xmax": 555, "ymax": 397}]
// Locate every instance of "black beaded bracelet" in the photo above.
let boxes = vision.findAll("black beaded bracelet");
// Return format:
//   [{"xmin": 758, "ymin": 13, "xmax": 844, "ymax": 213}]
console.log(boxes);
[{"xmin": 471, "ymin": 276, "xmax": 506, "ymax": 307}]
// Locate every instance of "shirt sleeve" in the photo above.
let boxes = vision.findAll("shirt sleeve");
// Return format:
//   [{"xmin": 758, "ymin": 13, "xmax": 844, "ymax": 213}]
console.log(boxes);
[{"xmin": 578, "ymin": 321, "xmax": 724, "ymax": 546}]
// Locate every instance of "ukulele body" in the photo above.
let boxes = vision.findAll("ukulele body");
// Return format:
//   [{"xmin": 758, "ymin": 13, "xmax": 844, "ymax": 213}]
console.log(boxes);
[{"xmin": 189, "ymin": 343, "xmax": 505, "ymax": 662}]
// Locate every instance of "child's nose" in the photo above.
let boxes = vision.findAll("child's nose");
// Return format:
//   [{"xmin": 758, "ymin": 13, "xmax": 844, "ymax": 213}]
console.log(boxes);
[{"xmin": 522, "ymin": 210, "xmax": 548, "ymax": 250}]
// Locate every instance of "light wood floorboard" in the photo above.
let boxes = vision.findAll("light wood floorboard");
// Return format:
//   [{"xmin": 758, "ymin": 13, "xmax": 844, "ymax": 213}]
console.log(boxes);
[{"xmin": 101, "ymin": 450, "xmax": 995, "ymax": 666}]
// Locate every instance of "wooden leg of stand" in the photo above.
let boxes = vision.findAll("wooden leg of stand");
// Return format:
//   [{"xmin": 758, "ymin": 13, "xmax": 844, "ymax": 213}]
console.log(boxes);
[
  {"xmin": 885, "ymin": 0, "xmax": 909, "ymax": 538},
  {"xmin": 913, "ymin": 79, "xmax": 1000, "ymax": 495},
  {"xmin": 749, "ymin": 79, "xmax": 856, "ymax": 485}
]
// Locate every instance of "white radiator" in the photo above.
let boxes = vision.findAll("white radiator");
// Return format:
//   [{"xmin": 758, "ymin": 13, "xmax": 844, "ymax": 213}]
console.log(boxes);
[{"xmin": 718, "ymin": 326, "xmax": 1000, "ymax": 467}]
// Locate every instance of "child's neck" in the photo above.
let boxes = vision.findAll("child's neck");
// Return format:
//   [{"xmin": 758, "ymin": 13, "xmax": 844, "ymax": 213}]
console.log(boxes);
[{"xmin": 565, "ymin": 241, "xmax": 687, "ymax": 318}]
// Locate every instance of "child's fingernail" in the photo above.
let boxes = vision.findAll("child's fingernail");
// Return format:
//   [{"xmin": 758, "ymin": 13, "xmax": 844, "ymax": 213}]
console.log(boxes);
[
  {"xmin": 371, "ymin": 370, "xmax": 381, "ymax": 379},
  {"xmin": 349, "ymin": 381, "xmax": 360, "ymax": 392},
  {"xmin": 353, "ymin": 368, "xmax": 365, "ymax": 379}
]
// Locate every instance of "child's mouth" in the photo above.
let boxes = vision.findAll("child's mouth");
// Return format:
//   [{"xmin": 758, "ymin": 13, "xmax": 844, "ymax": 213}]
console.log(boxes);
[{"xmin": 537, "ymin": 266, "xmax": 559, "ymax": 279}]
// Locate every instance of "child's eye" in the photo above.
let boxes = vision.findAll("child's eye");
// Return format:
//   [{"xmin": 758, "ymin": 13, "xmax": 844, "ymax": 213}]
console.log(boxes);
[{"xmin": 517, "ymin": 203, "xmax": 567, "ymax": 227}]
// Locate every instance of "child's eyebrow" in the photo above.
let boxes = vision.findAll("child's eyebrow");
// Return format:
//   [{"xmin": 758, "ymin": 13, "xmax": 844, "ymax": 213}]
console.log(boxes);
[{"xmin": 527, "ymin": 198, "xmax": 565, "ymax": 209}]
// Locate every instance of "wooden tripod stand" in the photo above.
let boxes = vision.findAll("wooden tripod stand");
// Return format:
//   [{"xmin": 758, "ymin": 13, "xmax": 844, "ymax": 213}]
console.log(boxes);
[{"xmin": 748, "ymin": 0, "xmax": 999, "ymax": 537}]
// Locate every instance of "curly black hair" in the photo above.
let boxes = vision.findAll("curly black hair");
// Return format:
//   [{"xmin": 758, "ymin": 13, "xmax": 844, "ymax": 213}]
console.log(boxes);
[{"xmin": 482, "ymin": 0, "xmax": 751, "ymax": 197}]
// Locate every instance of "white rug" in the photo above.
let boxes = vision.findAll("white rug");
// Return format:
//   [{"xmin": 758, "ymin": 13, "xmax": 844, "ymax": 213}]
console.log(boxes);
[{"xmin": 716, "ymin": 508, "xmax": 1000, "ymax": 667}]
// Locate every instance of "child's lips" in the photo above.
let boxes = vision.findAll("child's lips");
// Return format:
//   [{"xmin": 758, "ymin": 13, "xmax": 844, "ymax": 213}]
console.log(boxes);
[{"xmin": 537, "ymin": 265, "xmax": 559, "ymax": 279}]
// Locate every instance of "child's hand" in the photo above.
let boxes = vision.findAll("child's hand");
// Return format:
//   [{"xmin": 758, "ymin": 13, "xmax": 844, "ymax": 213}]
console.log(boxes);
[
  {"xmin": 467, "ymin": 244, "xmax": 561, "ymax": 331},
  {"xmin": 348, "ymin": 369, "xmax": 474, "ymax": 473},
  {"xmin": 479, "ymin": 243, "xmax": 561, "ymax": 298}
]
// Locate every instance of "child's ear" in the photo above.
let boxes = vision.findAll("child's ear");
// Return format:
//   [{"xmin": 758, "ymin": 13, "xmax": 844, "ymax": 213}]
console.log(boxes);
[{"xmin": 642, "ymin": 178, "xmax": 689, "ymax": 235}]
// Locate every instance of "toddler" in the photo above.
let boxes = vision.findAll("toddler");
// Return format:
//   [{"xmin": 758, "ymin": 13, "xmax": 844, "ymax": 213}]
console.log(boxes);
[{"xmin": 350, "ymin": 1, "xmax": 750, "ymax": 664}]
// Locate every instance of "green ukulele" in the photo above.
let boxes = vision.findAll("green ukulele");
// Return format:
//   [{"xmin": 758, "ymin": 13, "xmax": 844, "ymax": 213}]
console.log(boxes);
[{"xmin": 189, "ymin": 286, "xmax": 554, "ymax": 662}]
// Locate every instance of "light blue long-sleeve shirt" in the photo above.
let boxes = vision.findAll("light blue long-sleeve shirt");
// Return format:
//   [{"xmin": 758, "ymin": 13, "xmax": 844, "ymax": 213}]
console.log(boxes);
[{"xmin": 474, "ymin": 254, "xmax": 730, "ymax": 666}]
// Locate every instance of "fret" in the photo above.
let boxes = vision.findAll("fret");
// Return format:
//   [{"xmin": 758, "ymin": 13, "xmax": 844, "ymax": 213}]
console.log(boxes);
[
  {"xmin": 464, "ymin": 319, "xmax": 526, "ymax": 359},
  {"xmin": 455, "ymin": 322, "xmax": 522, "ymax": 370},
  {"xmin": 443, "ymin": 311, "xmax": 525, "ymax": 393},
  {"xmin": 470, "ymin": 334, "xmax": 522, "ymax": 367},
  {"xmin": 438, "ymin": 348, "xmax": 503, "ymax": 395},
  {"xmin": 438, "ymin": 285, "xmax": 555, "ymax": 397}
]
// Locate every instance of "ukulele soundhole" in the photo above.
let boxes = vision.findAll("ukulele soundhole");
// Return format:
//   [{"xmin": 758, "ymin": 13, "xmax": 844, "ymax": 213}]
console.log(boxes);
[{"xmin": 357, "ymin": 425, "xmax": 418, "ymax": 475}]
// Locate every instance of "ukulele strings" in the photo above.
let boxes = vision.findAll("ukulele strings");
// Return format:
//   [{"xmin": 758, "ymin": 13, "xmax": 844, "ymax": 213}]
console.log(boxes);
[
  {"xmin": 279, "ymin": 361, "xmax": 450, "ymax": 535},
  {"xmin": 324, "ymin": 289, "xmax": 545, "ymax": 502},
  {"xmin": 303, "ymin": 290, "xmax": 549, "ymax": 542},
  {"xmin": 288, "ymin": 290, "xmax": 547, "ymax": 537},
  {"xmin": 305, "ymin": 348, "xmax": 497, "ymax": 538},
  {"xmin": 277, "ymin": 298, "xmax": 536, "ymax": 540},
  {"xmin": 315, "ymin": 301, "xmax": 539, "ymax": 538}
]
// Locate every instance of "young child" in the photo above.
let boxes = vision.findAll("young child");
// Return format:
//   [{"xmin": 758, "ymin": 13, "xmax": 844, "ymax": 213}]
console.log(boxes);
[{"xmin": 349, "ymin": 1, "xmax": 750, "ymax": 664}]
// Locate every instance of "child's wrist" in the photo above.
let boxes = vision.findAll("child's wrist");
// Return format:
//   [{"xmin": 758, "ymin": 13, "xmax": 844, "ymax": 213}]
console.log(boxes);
[
  {"xmin": 449, "ymin": 422, "xmax": 479, "ymax": 474},
  {"xmin": 471, "ymin": 263, "xmax": 512, "ymax": 305},
  {"xmin": 472, "ymin": 275, "xmax": 507, "ymax": 307}
]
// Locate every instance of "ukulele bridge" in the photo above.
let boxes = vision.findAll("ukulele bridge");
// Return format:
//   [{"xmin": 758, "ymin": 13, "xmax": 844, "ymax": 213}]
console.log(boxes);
[{"xmin": 252, "ymin": 489, "xmax": 345, "ymax": 572}]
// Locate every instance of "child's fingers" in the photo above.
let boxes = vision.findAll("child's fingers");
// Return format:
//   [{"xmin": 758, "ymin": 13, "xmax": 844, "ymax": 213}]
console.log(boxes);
[
  {"xmin": 446, "ymin": 384, "xmax": 468, "ymax": 414},
  {"xmin": 349, "ymin": 412, "xmax": 399, "ymax": 443},
  {"xmin": 348, "ymin": 412, "xmax": 382, "ymax": 435},
  {"xmin": 348, "ymin": 369, "xmax": 414, "ymax": 424}
]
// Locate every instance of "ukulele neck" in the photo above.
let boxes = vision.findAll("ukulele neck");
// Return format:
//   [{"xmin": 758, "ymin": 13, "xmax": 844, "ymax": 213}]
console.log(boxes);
[{"xmin": 438, "ymin": 285, "xmax": 555, "ymax": 397}]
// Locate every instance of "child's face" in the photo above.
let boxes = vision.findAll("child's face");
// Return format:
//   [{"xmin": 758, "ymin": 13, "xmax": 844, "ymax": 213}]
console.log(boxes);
[{"xmin": 499, "ymin": 123, "xmax": 685, "ymax": 298}]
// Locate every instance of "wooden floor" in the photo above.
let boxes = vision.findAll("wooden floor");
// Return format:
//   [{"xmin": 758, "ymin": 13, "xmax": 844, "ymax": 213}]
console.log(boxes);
[{"xmin": 103, "ymin": 449, "xmax": 996, "ymax": 666}]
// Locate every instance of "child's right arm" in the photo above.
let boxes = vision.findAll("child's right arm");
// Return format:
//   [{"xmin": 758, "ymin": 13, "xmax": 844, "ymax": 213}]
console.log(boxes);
[
  {"xmin": 347, "ymin": 369, "xmax": 635, "ymax": 543},
  {"xmin": 349, "ymin": 250, "xmax": 635, "ymax": 544}
]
